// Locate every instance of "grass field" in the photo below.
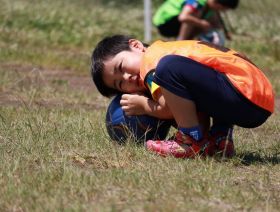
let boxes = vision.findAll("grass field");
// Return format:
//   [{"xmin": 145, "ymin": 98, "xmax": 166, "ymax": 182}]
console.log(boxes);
[{"xmin": 0, "ymin": 0, "xmax": 279, "ymax": 211}]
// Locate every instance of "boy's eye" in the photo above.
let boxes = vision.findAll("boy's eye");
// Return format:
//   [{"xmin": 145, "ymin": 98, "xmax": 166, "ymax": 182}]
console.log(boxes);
[
  {"xmin": 118, "ymin": 62, "xmax": 123, "ymax": 72},
  {"xmin": 119, "ymin": 80, "xmax": 123, "ymax": 90}
]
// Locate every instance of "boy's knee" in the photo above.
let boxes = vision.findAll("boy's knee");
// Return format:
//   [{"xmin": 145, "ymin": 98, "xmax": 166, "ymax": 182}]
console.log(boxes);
[{"xmin": 156, "ymin": 55, "xmax": 183, "ymax": 77}]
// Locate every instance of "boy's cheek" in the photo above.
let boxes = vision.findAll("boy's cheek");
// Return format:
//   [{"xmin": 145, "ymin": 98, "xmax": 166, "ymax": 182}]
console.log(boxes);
[{"xmin": 139, "ymin": 79, "xmax": 145, "ymax": 88}]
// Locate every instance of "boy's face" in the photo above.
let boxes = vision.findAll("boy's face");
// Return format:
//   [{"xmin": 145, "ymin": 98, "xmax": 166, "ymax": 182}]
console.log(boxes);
[{"xmin": 102, "ymin": 39, "xmax": 147, "ymax": 94}]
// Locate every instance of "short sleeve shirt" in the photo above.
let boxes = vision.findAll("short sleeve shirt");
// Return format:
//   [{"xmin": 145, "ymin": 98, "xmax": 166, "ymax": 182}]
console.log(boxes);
[{"xmin": 184, "ymin": 0, "xmax": 214, "ymax": 19}]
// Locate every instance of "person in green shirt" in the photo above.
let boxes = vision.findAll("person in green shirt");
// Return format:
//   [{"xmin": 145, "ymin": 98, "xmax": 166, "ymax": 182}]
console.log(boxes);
[{"xmin": 153, "ymin": 0, "xmax": 239, "ymax": 45}]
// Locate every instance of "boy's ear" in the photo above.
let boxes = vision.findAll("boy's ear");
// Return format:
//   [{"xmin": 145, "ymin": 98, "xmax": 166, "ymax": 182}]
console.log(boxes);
[{"xmin": 128, "ymin": 39, "xmax": 145, "ymax": 52}]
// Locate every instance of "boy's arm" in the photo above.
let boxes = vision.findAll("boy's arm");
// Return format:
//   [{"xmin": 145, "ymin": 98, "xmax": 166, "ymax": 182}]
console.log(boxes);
[
  {"xmin": 179, "ymin": 6, "xmax": 211, "ymax": 30},
  {"xmin": 120, "ymin": 93, "xmax": 173, "ymax": 119},
  {"xmin": 178, "ymin": 5, "xmax": 211, "ymax": 40}
]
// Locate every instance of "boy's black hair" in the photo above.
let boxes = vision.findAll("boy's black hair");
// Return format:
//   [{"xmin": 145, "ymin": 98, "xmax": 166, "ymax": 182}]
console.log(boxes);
[
  {"xmin": 91, "ymin": 35, "xmax": 133, "ymax": 97},
  {"xmin": 216, "ymin": 0, "xmax": 239, "ymax": 9}
]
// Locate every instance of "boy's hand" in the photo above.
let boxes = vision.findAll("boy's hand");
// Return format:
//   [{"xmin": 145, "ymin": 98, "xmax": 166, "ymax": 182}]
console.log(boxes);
[
  {"xmin": 120, "ymin": 93, "xmax": 174, "ymax": 119},
  {"xmin": 120, "ymin": 93, "xmax": 148, "ymax": 116},
  {"xmin": 200, "ymin": 20, "xmax": 211, "ymax": 32}
]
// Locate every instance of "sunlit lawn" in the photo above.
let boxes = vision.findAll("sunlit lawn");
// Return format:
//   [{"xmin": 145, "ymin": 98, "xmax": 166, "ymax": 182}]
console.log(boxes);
[{"xmin": 0, "ymin": 0, "xmax": 279, "ymax": 211}]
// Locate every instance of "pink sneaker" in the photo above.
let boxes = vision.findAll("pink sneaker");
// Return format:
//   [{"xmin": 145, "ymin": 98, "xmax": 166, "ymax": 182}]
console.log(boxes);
[{"xmin": 146, "ymin": 131, "xmax": 209, "ymax": 158}]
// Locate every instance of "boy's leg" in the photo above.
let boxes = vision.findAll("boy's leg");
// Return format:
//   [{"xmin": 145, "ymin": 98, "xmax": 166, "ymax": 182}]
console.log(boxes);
[
  {"xmin": 157, "ymin": 16, "xmax": 181, "ymax": 38},
  {"xmin": 147, "ymin": 87, "xmax": 212, "ymax": 157},
  {"xmin": 146, "ymin": 57, "xmax": 216, "ymax": 158},
  {"xmin": 147, "ymin": 55, "xmax": 271, "ymax": 158},
  {"xmin": 198, "ymin": 112, "xmax": 210, "ymax": 135},
  {"xmin": 145, "ymin": 87, "xmax": 211, "ymax": 158},
  {"xmin": 161, "ymin": 90, "xmax": 198, "ymax": 128},
  {"xmin": 153, "ymin": 55, "xmax": 271, "ymax": 128},
  {"xmin": 148, "ymin": 55, "xmax": 229, "ymax": 157},
  {"xmin": 177, "ymin": 22, "xmax": 202, "ymax": 40},
  {"xmin": 209, "ymin": 120, "xmax": 234, "ymax": 157}
]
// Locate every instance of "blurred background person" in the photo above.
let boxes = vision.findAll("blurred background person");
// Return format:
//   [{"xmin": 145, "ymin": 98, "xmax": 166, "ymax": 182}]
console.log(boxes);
[{"xmin": 153, "ymin": 0, "xmax": 239, "ymax": 46}]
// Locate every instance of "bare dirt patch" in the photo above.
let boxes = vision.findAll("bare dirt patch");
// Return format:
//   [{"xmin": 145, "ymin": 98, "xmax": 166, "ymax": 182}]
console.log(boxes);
[{"xmin": 0, "ymin": 64, "xmax": 106, "ymax": 110}]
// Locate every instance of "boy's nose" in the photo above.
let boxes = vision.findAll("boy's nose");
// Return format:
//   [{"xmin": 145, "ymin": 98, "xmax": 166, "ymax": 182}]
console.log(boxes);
[{"xmin": 123, "ymin": 72, "xmax": 131, "ymax": 81}]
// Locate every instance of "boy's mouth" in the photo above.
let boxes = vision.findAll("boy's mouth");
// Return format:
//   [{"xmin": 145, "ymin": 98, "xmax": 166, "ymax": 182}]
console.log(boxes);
[
  {"xmin": 136, "ymin": 75, "xmax": 144, "ymax": 87},
  {"xmin": 136, "ymin": 75, "xmax": 140, "ymax": 87},
  {"xmin": 131, "ymin": 75, "xmax": 141, "ymax": 87}
]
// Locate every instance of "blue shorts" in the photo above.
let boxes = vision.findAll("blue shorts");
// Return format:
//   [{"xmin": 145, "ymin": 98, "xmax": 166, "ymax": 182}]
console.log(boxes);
[{"xmin": 153, "ymin": 55, "xmax": 271, "ymax": 128}]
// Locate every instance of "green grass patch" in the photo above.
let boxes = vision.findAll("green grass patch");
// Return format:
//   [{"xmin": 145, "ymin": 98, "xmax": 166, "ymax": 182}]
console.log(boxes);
[{"xmin": 0, "ymin": 0, "xmax": 279, "ymax": 211}]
